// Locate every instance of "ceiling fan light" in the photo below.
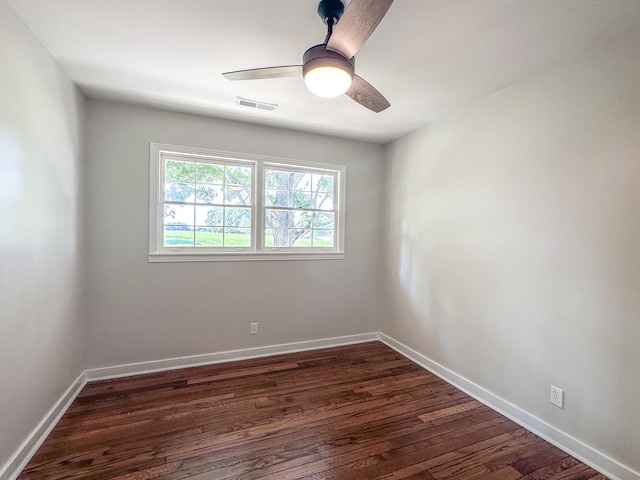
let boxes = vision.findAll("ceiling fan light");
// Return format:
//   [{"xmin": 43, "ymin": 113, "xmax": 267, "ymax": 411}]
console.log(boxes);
[{"xmin": 304, "ymin": 65, "xmax": 353, "ymax": 98}]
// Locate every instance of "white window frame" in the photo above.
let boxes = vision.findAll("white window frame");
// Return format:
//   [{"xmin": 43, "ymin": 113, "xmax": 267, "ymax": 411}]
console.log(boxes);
[{"xmin": 149, "ymin": 143, "xmax": 346, "ymax": 262}]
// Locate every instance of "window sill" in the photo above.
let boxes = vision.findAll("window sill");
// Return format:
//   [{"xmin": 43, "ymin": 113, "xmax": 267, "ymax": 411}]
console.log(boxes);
[{"xmin": 148, "ymin": 251, "xmax": 345, "ymax": 263}]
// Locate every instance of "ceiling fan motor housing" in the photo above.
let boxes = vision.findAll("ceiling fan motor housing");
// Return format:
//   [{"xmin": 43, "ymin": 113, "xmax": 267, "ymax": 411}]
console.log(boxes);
[{"xmin": 302, "ymin": 44, "xmax": 355, "ymax": 79}]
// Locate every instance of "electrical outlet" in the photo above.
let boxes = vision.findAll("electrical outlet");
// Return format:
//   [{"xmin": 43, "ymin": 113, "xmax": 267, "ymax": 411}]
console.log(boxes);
[
  {"xmin": 250, "ymin": 322, "xmax": 258, "ymax": 335},
  {"xmin": 550, "ymin": 385, "xmax": 564, "ymax": 408}
]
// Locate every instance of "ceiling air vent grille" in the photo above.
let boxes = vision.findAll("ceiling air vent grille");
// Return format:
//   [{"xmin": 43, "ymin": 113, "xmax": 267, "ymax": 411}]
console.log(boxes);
[{"xmin": 235, "ymin": 97, "xmax": 278, "ymax": 111}]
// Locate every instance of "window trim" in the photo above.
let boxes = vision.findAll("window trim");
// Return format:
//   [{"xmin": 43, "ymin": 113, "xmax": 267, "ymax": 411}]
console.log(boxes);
[{"xmin": 149, "ymin": 143, "xmax": 346, "ymax": 262}]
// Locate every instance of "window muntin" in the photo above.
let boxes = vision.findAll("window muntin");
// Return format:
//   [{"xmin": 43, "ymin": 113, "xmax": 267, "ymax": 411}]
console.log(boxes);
[{"xmin": 149, "ymin": 144, "xmax": 345, "ymax": 262}]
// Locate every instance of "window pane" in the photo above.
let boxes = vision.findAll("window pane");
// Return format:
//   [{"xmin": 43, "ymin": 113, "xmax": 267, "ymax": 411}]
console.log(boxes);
[
  {"xmin": 224, "ymin": 207, "xmax": 251, "ymax": 228},
  {"xmin": 313, "ymin": 212, "xmax": 335, "ymax": 229},
  {"xmin": 290, "ymin": 229, "xmax": 312, "ymax": 247},
  {"xmin": 164, "ymin": 226, "xmax": 194, "ymax": 246},
  {"xmin": 289, "ymin": 210, "xmax": 312, "ymax": 229},
  {"xmin": 265, "ymin": 189, "xmax": 289, "ymax": 207},
  {"xmin": 264, "ymin": 229, "xmax": 274, "ymax": 247},
  {"xmin": 165, "ymin": 160, "xmax": 195, "ymax": 182},
  {"xmin": 291, "ymin": 192, "xmax": 312, "ymax": 209},
  {"xmin": 312, "ymin": 174, "xmax": 333, "ymax": 192},
  {"xmin": 196, "ymin": 163, "xmax": 224, "ymax": 184},
  {"xmin": 267, "ymin": 227, "xmax": 290, "ymax": 247},
  {"xmin": 164, "ymin": 204, "xmax": 194, "ymax": 226},
  {"xmin": 196, "ymin": 185, "xmax": 223, "ymax": 204},
  {"xmin": 225, "ymin": 186, "xmax": 251, "ymax": 205},
  {"xmin": 195, "ymin": 228, "xmax": 223, "ymax": 246},
  {"xmin": 195, "ymin": 205, "xmax": 222, "ymax": 226},
  {"xmin": 291, "ymin": 173, "xmax": 312, "ymax": 192},
  {"xmin": 313, "ymin": 230, "xmax": 334, "ymax": 247},
  {"xmin": 224, "ymin": 228, "xmax": 251, "ymax": 247},
  {"xmin": 313, "ymin": 193, "xmax": 334, "ymax": 210},
  {"xmin": 165, "ymin": 182, "xmax": 195, "ymax": 203},
  {"xmin": 265, "ymin": 209, "xmax": 288, "ymax": 229},
  {"xmin": 225, "ymin": 166, "xmax": 251, "ymax": 186},
  {"xmin": 265, "ymin": 170, "xmax": 289, "ymax": 189}
]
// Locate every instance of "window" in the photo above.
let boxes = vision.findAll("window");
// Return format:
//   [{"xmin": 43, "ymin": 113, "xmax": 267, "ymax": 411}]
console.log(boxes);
[
  {"xmin": 162, "ymin": 157, "xmax": 253, "ymax": 249},
  {"xmin": 149, "ymin": 144, "xmax": 346, "ymax": 262},
  {"xmin": 264, "ymin": 166, "xmax": 336, "ymax": 250}
]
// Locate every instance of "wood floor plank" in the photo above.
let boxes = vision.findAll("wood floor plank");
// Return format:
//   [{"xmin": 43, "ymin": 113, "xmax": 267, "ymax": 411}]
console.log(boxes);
[
  {"xmin": 417, "ymin": 400, "xmax": 483, "ymax": 423},
  {"xmin": 17, "ymin": 342, "xmax": 607, "ymax": 480},
  {"xmin": 479, "ymin": 466, "xmax": 523, "ymax": 480}
]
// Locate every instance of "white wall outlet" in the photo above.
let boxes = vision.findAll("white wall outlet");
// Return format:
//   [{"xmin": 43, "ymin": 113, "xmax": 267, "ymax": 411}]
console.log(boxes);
[
  {"xmin": 550, "ymin": 385, "xmax": 564, "ymax": 408},
  {"xmin": 250, "ymin": 322, "xmax": 258, "ymax": 335}
]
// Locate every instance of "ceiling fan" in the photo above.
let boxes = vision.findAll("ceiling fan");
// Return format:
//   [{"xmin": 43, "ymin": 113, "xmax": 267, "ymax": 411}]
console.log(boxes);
[{"xmin": 222, "ymin": 0, "xmax": 393, "ymax": 113}]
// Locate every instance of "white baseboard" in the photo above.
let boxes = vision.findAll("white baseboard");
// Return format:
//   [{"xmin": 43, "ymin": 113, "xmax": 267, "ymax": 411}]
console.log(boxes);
[
  {"xmin": 379, "ymin": 333, "xmax": 640, "ymax": 480},
  {"xmin": 85, "ymin": 332, "xmax": 379, "ymax": 381},
  {"xmin": 0, "ymin": 333, "xmax": 378, "ymax": 479},
  {"xmin": 4, "ymin": 332, "xmax": 637, "ymax": 480},
  {"xmin": 0, "ymin": 373, "xmax": 86, "ymax": 480}
]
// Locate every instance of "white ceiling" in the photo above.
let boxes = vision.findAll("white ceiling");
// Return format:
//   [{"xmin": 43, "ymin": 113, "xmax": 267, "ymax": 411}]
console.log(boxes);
[{"xmin": 8, "ymin": 0, "xmax": 640, "ymax": 143}]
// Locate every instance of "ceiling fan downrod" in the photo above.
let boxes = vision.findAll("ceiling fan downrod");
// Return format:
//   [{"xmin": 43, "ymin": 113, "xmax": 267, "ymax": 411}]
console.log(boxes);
[{"xmin": 319, "ymin": 0, "xmax": 344, "ymax": 42}]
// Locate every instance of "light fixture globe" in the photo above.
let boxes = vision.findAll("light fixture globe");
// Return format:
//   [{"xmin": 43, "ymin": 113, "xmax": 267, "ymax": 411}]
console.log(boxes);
[
  {"xmin": 304, "ymin": 66, "xmax": 352, "ymax": 98},
  {"xmin": 303, "ymin": 44, "xmax": 354, "ymax": 98}
]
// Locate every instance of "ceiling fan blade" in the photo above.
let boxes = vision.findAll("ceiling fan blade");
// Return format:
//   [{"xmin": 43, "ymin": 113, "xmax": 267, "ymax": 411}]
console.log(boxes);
[
  {"xmin": 222, "ymin": 65, "xmax": 302, "ymax": 81},
  {"xmin": 326, "ymin": 0, "xmax": 393, "ymax": 59},
  {"xmin": 346, "ymin": 75, "xmax": 390, "ymax": 113}
]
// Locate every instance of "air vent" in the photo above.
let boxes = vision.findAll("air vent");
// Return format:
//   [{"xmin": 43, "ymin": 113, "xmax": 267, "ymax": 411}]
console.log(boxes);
[{"xmin": 235, "ymin": 97, "xmax": 278, "ymax": 111}]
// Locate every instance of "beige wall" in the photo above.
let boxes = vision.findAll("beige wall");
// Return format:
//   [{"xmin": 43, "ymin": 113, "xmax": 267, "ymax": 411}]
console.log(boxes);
[
  {"xmin": 0, "ymin": 0, "xmax": 85, "ymax": 470},
  {"xmin": 83, "ymin": 99, "xmax": 384, "ymax": 368},
  {"xmin": 382, "ymin": 28, "xmax": 640, "ymax": 472}
]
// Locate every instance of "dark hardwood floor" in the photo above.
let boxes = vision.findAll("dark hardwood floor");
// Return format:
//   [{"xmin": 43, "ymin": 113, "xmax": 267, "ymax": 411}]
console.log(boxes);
[{"xmin": 19, "ymin": 342, "xmax": 606, "ymax": 479}]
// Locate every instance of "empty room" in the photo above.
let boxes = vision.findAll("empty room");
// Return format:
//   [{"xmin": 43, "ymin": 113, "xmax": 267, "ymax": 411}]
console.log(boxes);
[{"xmin": 1, "ymin": 0, "xmax": 639, "ymax": 479}]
